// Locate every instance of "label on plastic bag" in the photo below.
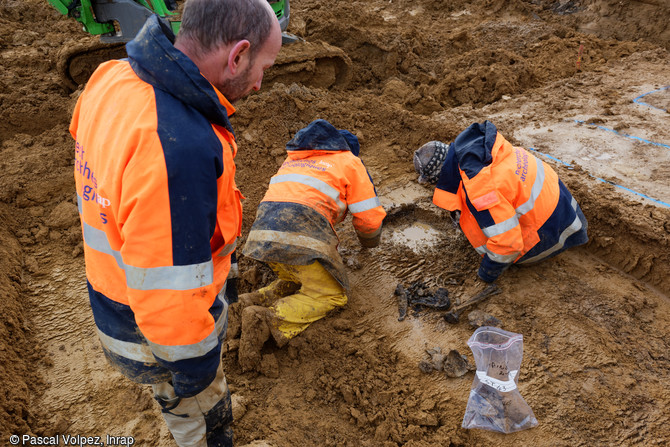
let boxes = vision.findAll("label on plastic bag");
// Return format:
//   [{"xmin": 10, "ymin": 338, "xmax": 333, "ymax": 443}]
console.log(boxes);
[{"xmin": 476, "ymin": 370, "xmax": 518, "ymax": 392}]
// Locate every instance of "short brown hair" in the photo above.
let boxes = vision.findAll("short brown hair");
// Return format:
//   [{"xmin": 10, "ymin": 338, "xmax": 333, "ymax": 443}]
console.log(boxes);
[{"xmin": 178, "ymin": 0, "xmax": 275, "ymax": 59}]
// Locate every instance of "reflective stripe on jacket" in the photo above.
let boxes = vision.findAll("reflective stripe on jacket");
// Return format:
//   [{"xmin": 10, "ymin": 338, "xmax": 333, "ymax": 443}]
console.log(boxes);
[
  {"xmin": 242, "ymin": 119, "xmax": 387, "ymax": 289},
  {"xmin": 432, "ymin": 121, "xmax": 588, "ymax": 282},
  {"xmin": 69, "ymin": 16, "xmax": 241, "ymax": 396},
  {"xmin": 243, "ymin": 201, "xmax": 349, "ymax": 288}
]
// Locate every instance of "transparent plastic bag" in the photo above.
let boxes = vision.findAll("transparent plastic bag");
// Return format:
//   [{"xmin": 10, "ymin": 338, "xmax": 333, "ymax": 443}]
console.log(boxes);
[{"xmin": 462, "ymin": 326, "xmax": 538, "ymax": 433}]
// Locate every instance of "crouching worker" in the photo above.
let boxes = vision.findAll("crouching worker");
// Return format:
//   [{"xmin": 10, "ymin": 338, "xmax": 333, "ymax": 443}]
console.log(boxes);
[
  {"xmin": 237, "ymin": 119, "xmax": 386, "ymax": 371},
  {"xmin": 414, "ymin": 120, "xmax": 588, "ymax": 283}
]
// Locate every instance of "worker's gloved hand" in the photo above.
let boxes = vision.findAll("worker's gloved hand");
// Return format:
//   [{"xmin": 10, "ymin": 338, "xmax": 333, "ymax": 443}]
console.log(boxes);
[
  {"xmin": 478, "ymin": 255, "xmax": 510, "ymax": 283},
  {"xmin": 357, "ymin": 230, "xmax": 382, "ymax": 248},
  {"xmin": 477, "ymin": 266, "xmax": 497, "ymax": 283}
]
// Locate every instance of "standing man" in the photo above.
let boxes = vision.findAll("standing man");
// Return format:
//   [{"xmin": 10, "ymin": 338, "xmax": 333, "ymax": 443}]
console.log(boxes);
[
  {"xmin": 237, "ymin": 119, "xmax": 386, "ymax": 372},
  {"xmin": 70, "ymin": 0, "xmax": 282, "ymax": 445},
  {"xmin": 413, "ymin": 121, "xmax": 588, "ymax": 283}
]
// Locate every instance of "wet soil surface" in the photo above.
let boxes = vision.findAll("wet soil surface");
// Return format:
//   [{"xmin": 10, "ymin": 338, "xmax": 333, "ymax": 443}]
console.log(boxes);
[{"xmin": 1, "ymin": 0, "xmax": 669, "ymax": 445}]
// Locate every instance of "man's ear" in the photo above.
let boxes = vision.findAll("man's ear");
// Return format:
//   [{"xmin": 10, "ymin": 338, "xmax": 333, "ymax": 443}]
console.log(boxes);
[{"xmin": 227, "ymin": 39, "xmax": 251, "ymax": 75}]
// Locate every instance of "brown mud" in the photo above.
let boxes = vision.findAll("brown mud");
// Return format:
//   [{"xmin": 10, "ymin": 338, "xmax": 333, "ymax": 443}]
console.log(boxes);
[{"xmin": 1, "ymin": 0, "xmax": 668, "ymax": 445}]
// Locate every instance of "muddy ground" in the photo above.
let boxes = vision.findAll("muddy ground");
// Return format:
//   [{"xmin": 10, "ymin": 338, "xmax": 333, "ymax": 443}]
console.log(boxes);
[{"xmin": 1, "ymin": 0, "xmax": 669, "ymax": 445}]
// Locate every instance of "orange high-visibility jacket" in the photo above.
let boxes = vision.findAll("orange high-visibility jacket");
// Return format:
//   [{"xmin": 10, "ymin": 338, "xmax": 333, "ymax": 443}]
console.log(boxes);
[
  {"xmin": 243, "ymin": 119, "xmax": 386, "ymax": 288},
  {"xmin": 433, "ymin": 121, "xmax": 588, "ymax": 282},
  {"xmin": 70, "ymin": 16, "xmax": 241, "ymax": 397}
]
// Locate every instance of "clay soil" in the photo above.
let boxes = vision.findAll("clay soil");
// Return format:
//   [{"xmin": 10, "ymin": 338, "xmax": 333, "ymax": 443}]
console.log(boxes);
[{"xmin": 1, "ymin": 0, "xmax": 669, "ymax": 446}]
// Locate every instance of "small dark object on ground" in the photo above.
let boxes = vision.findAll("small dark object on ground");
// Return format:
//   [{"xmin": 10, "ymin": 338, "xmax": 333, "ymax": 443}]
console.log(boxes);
[
  {"xmin": 395, "ymin": 284, "xmax": 409, "ymax": 321},
  {"xmin": 444, "ymin": 284, "xmax": 501, "ymax": 324},
  {"xmin": 418, "ymin": 346, "xmax": 471, "ymax": 378},
  {"xmin": 412, "ymin": 286, "xmax": 451, "ymax": 310},
  {"xmin": 419, "ymin": 346, "xmax": 447, "ymax": 373},
  {"xmin": 395, "ymin": 280, "xmax": 451, "ymax": 320},
  {"xmin": 443, "ymin": 349, "xmax": 470, "ymax": 378},
  {"xmin": 468, "ymin": 309, "xmax": 501, "ymax": 328}
]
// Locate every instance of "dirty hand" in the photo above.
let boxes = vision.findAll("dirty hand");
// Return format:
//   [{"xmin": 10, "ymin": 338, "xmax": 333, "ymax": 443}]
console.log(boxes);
[
  {"xmin": 477, "ymin": 270, "xmax": 494, "ymax": 283},
  {"xmin": 357, "ymin": 230, "xmax": 382, "ymax": 248},
  {"xmin": 477, "ymin": 264, "xmax": 501, "ymax": 283}
]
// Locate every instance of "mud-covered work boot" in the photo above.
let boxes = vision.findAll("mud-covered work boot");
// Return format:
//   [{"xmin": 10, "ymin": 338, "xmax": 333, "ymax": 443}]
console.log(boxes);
[
  {"xmin": 270, "ymin": 279, "xmax": 301, "ymax": 298},
  {"xmin": 226, "ymin": 300, "xmax": 244, "ymax": 340},
  {"xmin": 238, "ymin": 306, "xmax": 273, "ymax": 372},
  {"xmin": 238, "ymin": 280, "xmax": 301, "ymax": 308},
  {"xmin": 230, "ymin": 291, "xmax": 277, "ymax": 340},
  {"xmin": 238, "ymin": 305, "xmax": 292, "ymax": 372},
  {"xmin": 237, "ymin": 291, "xmax": 267, "ymax": 308}
]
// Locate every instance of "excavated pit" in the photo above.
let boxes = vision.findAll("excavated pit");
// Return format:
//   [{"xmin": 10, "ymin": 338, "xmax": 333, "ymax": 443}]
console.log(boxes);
[{"xmin": 1, "ymin": 0, "xmax": 669, "ymax": 445}]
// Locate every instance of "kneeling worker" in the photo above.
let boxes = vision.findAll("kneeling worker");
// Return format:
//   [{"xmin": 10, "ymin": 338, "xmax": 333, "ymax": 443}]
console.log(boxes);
[
  {"xmin": 414, "ymin": 120, "xmax": 588, "ymax": 283},
  {"xmin": 238, "ymin": 119, "xmax": 386, "ymax": 371}
]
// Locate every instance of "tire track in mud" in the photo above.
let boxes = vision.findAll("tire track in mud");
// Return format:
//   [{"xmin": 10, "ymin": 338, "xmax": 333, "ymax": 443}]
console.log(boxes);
[
  {"xmin": 27, "ymin": 256, "xmax": 90, "ymax": 344},
  {"xmin": 27, "ymin": 259, "xmax": 105, "ymax": 421},
  {"xmin": 24, "ymin": 253, "xmax": 171, "ymax": 444}
]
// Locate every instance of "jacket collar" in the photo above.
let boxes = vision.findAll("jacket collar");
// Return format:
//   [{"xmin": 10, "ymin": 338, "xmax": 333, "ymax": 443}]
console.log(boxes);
[
  {"xmin": 434, "ymin": 120, "xmax": 498, "ymax": 197},
  {"xmin": 125, "ymin": 15, "xmax": 235, "ymax": 134},
  {"xmin": 286, "ymin": 119, "xmax": 359, "ymax": 155},
  {"xmin": 435, "ymin": 143, "xmax": 461, "ymax": 195},
  {"xmin": 451, "ymin": 120, "xmax": 497, "ymax": 179}
]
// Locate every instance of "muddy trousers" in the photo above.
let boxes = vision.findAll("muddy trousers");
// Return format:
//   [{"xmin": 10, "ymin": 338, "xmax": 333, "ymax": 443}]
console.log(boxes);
[
  {"xmin": 151, "ymin": 362, "xmax": 233, "ymax": 447},
  {"xmin": 261, "ymin": 261, "xmax": 348, "ymax": 339}
]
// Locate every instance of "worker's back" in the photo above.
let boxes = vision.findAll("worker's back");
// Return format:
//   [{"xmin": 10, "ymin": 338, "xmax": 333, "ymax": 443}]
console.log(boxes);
[
  {"xmin": 243, "ymin": 119, "xmax": 387, "ymax": 289},
  {"xmin": 70, "ymin": 16, "xmax": 241, "ymax": 395},
  {"xmin": 261, "ymin": 119, "xmax": 385, "ymax": 236},
  {"xmin": 431, "ymin": 120, "xmax": 587, "ymax": 282}
]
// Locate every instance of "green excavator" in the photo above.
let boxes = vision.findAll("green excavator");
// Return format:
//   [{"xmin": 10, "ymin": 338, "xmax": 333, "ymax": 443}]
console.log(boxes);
[{"xmin": 48, "ymin": 0, "xmax": 351, "ymax": 91}]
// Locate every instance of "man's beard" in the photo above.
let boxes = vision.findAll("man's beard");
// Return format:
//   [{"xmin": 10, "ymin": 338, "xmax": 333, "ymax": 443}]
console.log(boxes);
[{"xmin": 221, "ymin": 64, "xmax": 253, "ymax": 104}]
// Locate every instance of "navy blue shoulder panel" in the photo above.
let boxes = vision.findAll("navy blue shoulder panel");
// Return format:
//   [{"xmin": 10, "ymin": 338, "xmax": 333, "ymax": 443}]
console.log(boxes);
[
  {"xmin": 127, "ymin": 15, "xmax": 234, "ymax": 133},
  {"xmin": 453, "ymin": 121, "xmax": 498, "ymax": 179},
  {"xmin": 435, "ymin": 143, "xmax": 461, "ymax": 195},
  {"xmin": 155, "ymin": 89, "xmax": 223, "ymax": 266}
]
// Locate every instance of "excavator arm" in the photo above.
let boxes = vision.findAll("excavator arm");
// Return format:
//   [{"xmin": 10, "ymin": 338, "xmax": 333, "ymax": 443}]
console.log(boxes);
[{"xmin": 47, "ymin": 0, "xmax": 179, "ymax": 42}]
